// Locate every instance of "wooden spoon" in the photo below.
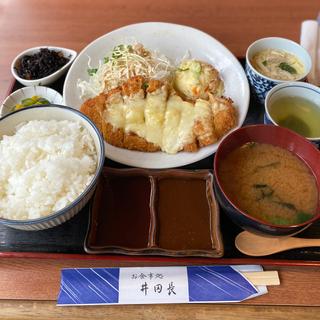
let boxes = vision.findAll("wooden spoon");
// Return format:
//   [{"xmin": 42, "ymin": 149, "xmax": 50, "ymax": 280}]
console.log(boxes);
[{"xmin": 235, "ymin": 231, "xmax": 320, "ymax": 256}]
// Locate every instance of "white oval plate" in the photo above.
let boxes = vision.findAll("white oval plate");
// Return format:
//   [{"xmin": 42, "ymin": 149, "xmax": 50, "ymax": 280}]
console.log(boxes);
[{"xmin": 64, "ymin": 22, "xmax": 249, "ymax": 168}]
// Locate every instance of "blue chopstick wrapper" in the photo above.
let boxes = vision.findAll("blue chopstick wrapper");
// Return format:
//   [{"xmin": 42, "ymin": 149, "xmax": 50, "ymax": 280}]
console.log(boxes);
[{"xmin": 57, "ymin": 265, "xmax": 266, "ymax": 306}]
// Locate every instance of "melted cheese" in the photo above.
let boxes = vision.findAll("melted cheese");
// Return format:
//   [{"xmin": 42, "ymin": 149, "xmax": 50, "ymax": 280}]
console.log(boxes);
[
  {"xmin": 162, "ymin": 95, "xmax": 195, "ymax": 154},
  {"xmin": 194, "ymin": 99, "xmax": 211, "ymax": 120},
  {"xmin": 176, "ymin": 97, "xmax": 195, "ymax": 148},
  {"xmin": 104, "ymin": 92, "xmax": 125, "ymax": 128},
  {"xmin": 104, "ymin": 87, "xmax": 221, "ymax": 154},
  {"xmin": 145, "ymin": 87, "xmax": 167, "ymax": 146},
  {"xmin": 194, "ymin": 99, "xmax": 216, "ymax": 143},
  {"xmin": 123, "ymin": 90, "xmax": 146, "ymax": 137},
  {"xmin": 162, "ymin": 95, "xmax": 182, "ymax": 154}
]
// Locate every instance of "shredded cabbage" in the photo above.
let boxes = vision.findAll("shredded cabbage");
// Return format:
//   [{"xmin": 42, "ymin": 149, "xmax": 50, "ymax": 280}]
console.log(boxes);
[{"xmin": 77, "ymin": 44, "xmax": 174, "ymax": 100}]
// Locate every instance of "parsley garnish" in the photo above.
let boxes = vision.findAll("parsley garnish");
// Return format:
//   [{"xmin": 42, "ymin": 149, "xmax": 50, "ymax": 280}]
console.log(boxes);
[
  {"xmin": 87, "ymin": 68, "xmax": 98, "ymax": 76},
  {"xmin": 142, "ymin": 82, "xmax": 149, "ymax": 90}
]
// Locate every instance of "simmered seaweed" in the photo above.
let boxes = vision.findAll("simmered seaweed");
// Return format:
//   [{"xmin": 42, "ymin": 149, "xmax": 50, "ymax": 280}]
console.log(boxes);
[{"xmin": 16, "ymin": 48, "xmax": 69, "ymax": 80}]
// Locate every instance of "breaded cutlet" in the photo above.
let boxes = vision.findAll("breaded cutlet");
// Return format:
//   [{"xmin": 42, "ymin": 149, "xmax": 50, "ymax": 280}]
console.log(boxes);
[{"xmin": 80, "ymin": 76, "xmax": 237, "ymax": 153}]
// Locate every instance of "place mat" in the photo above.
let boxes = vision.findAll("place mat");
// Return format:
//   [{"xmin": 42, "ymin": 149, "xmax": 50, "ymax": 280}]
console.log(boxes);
[{"xmin": 1, "ymin": 59, "xmax": 320, "ymax": 264}]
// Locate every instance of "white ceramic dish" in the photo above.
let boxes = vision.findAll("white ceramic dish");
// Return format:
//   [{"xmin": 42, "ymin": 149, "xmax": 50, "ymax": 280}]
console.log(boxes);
[
  {"xmin": 0, "ymin": 86, "xmax": 63, "ymax": 117},
  {"xmin": 64, "ymin": 22, "xmax": 250, "ymax": 168},
  {"xmin": 0, "ymin": 105, "xmax": 105, "ymax": 231},
  {"xmin": 11, "ymin": 46, "xmax": 77, "ymax": 86}
]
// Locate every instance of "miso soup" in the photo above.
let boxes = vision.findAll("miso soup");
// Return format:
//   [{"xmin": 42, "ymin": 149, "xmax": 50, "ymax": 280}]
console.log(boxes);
[{"xmin": 218, "ymin": 142, "xmax": 318, "ymax": 225}]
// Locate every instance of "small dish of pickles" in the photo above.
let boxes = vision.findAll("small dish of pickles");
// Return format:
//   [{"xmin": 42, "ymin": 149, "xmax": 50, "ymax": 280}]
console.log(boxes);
[
  {"xmin": 14, "ymin": 95, "xmax": 50, "ymax": 110},
  {"xmin": 0, "ymin": 86, "xmax": 63, "ymax": 117}
]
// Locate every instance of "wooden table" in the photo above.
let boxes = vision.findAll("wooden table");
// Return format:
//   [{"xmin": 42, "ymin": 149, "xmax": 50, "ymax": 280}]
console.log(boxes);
[{"xmin": 0, "ymin": 0, "xmax": 320, "ymax": 319}]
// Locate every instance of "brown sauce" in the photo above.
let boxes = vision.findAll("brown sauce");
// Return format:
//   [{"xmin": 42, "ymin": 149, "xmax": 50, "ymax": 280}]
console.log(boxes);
[
  {"xmin": 157, "ymin": 178, "xmax": 213, "ymax": 250},
  {"xmin": 94, "ymin": 175, "xmax": 151, "ymax": 248},
  {"xmin": 86, "ymin": 168, "xmax": 223, "ymax": 257}
]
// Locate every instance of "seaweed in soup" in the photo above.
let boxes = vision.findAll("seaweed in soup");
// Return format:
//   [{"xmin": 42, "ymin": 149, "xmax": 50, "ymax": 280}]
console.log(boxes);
[{"xmin": 219, "ymin": 142, "xmax": 318, "ymax": 226}]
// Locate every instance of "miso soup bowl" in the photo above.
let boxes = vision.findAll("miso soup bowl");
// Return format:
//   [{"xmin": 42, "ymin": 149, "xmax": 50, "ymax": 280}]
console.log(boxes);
[
  {"xmin": 214, "ymin": 124, "xmax": 320, "ymax": 236},
  {"xmin": 245, "ymin": 37, "xmax": 311, "ymax": 105},
  {"xmin": 264, "ymin": 81, "xmax": 320, "ymax": 146}
]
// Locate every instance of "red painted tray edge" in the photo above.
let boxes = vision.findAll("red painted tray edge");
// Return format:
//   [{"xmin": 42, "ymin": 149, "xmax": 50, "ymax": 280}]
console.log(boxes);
[{"xmin": 1, "ymin": 251, "xmax": 319, "ymax": 267}]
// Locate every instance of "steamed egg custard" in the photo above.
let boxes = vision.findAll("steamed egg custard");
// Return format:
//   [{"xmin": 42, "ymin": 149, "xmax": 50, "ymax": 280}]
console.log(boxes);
[
  {"xmin": 251, "ymin": 49, "xmax": 305, "ymax": 81},
  {"xmin": 79, "ymin": 44, "xmax": 237, "ymax": 154}
]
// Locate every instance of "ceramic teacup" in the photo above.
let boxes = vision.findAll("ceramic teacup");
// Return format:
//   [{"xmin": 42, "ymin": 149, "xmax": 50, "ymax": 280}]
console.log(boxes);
[
  {"xmin": 246, "ymin": 37, "xmax": 311, "ymax": 105},
  {"xmin": 264, "ymin": 81, "xmax": 320, "ymax": 146}
]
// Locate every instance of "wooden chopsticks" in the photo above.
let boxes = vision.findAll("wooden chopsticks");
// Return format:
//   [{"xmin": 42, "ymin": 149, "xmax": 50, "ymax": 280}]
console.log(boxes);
[{"xmin": 241, "ymin": 271, "xmax": 280, "ymax": 286}]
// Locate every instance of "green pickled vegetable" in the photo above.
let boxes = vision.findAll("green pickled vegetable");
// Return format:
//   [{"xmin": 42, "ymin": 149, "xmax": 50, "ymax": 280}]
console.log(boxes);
[
  {"xmin": 21, "ymin": 98, "xmax": 36, "ymax": 106},
  {"xmin": 14, "ymin": 95, "xmax": 50, "ymax": 111}
]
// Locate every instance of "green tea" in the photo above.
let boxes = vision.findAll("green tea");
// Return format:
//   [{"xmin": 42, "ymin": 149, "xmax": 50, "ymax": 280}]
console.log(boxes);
[{"xmin": 269, "ymin": 96, "xmax": 320, "ymax": 138}]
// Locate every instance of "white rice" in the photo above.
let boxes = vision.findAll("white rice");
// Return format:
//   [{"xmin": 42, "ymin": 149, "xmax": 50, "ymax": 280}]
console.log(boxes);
[{"xmin": 0, "ymin": 120, "xmax": 97, "ymax": 220}]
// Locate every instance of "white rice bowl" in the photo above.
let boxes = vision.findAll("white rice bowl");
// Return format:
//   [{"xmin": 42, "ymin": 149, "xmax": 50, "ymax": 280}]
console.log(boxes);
[
  {"xmin": 0, "ymin": 119, "xmax": 97, "ymax": 220},
  {"xmin": 0, "ymin": 105, "xmax": 105, "ymax": 231}
]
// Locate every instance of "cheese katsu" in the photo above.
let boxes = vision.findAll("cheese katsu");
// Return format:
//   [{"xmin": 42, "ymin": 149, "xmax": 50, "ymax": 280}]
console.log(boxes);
[{"xmin": 79, "ymin": 44, "xmax": 237, "ymax": 154}]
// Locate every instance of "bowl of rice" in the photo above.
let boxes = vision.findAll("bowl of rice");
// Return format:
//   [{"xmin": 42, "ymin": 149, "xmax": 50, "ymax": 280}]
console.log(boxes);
[{"xmin": 0, "ymin": 104, "xmax": 104, "ymax": 230}]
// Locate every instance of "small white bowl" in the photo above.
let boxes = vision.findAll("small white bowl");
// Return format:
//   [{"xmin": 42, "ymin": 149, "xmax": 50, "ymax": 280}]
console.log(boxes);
[
  {"xmin": 0, "ymin": 86, "xmax": 63, "ymax": 117},
  {"xmin": 11, "ymin": 46, "xmax": 77, "ymax": 86},
  {"xmin": 264, "ymin": 81, "xmax": 320, "ymax": 144},
  {"xmin": 245, "ymin": 37, "xmax": 312, "ymax": 104},
  {"xmin": 0, "ymin": 105, "xmax": 105, "ymax": 231}
]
